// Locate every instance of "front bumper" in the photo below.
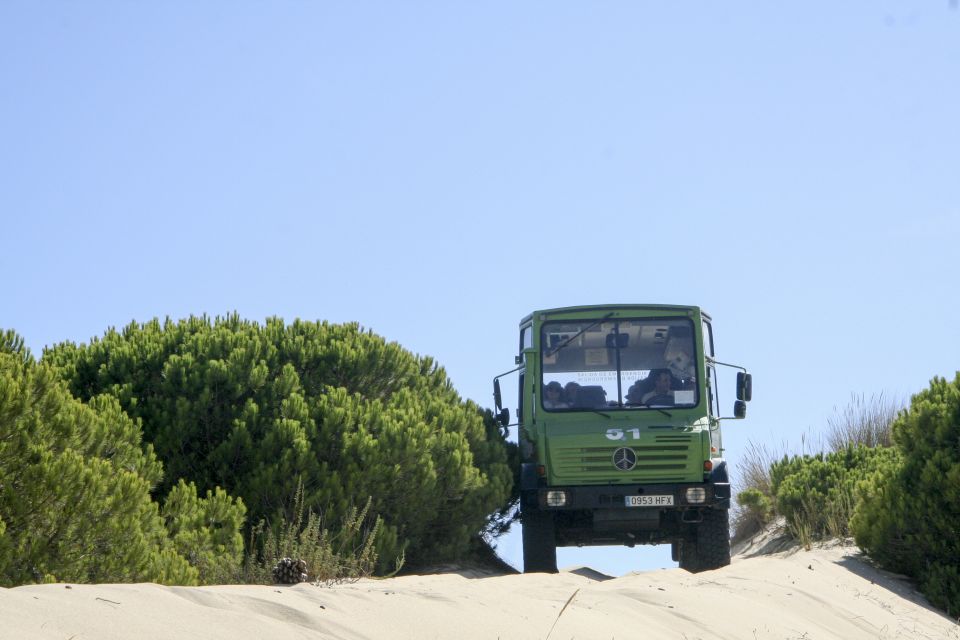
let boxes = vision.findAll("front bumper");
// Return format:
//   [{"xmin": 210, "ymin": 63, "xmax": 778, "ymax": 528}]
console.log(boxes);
[
  {"xmin": 521, "ymin": 482, "xmax": 730, "ymax": 547},
  {"xmin": 523, "ymin": 482, "xmax": 731, "ymax": 511}
]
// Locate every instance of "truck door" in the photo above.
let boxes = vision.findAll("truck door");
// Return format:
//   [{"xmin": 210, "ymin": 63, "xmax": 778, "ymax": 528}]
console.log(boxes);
[{"xmin": 703, "ymin": 318, "xmax": 722, "ymax": 455}]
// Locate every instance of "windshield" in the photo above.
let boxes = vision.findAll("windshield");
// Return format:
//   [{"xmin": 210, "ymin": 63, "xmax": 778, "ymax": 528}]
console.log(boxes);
[{"xmin": 541, "ymin": 318, "xmax": 698, "ymax": 411}]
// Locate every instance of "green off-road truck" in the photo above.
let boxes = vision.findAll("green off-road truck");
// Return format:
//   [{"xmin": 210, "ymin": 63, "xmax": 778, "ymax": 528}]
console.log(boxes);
[{"xmin": 493, "ymin": 304, "xmax": 751, "ymax": 573}]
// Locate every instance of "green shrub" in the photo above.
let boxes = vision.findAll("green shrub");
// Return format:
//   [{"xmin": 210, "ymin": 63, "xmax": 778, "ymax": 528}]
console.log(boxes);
[
  {"xmin": 770, "ymin": 446, "xmax": 898, "ymax": 543},
  {"xmin": 161, "ymin": 480, "xmax": 247, "ymax": 584},
  {"xmin": 734, "ymin": 487, "xmax": 773, "ymax": 540},
  {"xmin": 45, "ymin": 316, "xmax": 515, "ymax": 570},
  {"xmin": 0, "ymin": 330, "xmax": 251, "ymax": 586},
  {"xmin": 0, "ymin": 334, "xmax": 196, "ymax": 585},
  {"xmin": 851, "ymin": 374, "xmax": 960, "ymax": 616}
]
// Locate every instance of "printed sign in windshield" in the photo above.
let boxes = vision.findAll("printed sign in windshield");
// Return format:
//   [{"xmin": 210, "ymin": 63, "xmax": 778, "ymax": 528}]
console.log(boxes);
[{"xmin": 541, "ymin": 318, "xmax": 698, "ymax": 411}]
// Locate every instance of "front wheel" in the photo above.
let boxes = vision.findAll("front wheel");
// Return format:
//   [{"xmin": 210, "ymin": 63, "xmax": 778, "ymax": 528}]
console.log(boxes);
[
  {"xmin": 521, "ymin": 507, "xmax": 557, "ymax": 573},
  {"xmin": 678, "ymin": 508, "xmax": 731, "ymax": 573}
]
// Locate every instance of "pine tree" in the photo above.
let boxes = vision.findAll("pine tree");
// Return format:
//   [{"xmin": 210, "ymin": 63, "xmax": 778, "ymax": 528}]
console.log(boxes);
[
  {"xmin": 162, "ymin": 480, "xmax": 246, "ymax": 582},
  {"xmin": 0, "ymin": 333, "xmax": 195, "ymax": 585},
  {"xmin": 852, "ymin": 373, "xmax": 960, "ymax": 615},
  {"xmin": 46, "ymin": 316, "xmax": 515, "ymax": 569}
]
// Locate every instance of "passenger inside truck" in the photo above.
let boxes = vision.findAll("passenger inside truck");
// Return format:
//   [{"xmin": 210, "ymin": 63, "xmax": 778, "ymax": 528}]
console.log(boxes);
[
  {"xmin": 563, "ymin": 382, "xmax": 580, "ymax": 407},
  {"xmin": 543, "ymin": 381, "xmax": 569, "ymax": 408},
  {"xmin": 626, "ymin": 375, "xmax": 650, "ymax": 404},
  {"xmin": 574, "ymin": 385, "xmax": 607, "ymax": 408},
  {"xmin": 664, "ymin": 336, "xmax": 696, "ymax": 382},
  {"xmin": 641, "ymin": 369, "xmax": 675, "ymax": 405},
  {"xmin": 625, "ymin": 369, "xmax": 669, "ymax": 404}
]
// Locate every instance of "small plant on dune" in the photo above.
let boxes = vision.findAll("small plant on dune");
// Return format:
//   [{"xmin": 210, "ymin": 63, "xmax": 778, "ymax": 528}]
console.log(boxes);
[
  {"xmin": 240, "ymin": 481, "xmax": 403, "ymax": 586},
  {"xmin": 825, "ymin": 392, "xmax": 902, "ymax": 451},
  {"xmin": 787, "ymin": 495, "xmax": 815, "ymax": 550},
  {"xmin": 822, "ymin": 487, "xmax": 855, "ymax": 541},
  {"xmin": 733, "ymin": 488, "xmax": 774, "ymax": 542},
  {"xmin": 732, "ymin": 440, "xmax": 784, "ymax": 543},
  {"xmin": 737, "ymin": 440, "xmax": 780, "ymax": 498}
]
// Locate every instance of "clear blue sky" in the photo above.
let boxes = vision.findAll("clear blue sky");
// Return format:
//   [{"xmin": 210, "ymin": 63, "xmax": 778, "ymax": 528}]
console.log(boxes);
[{"xmin": 3, "ymin": 2, "xmax": 959, "ymax": 576}]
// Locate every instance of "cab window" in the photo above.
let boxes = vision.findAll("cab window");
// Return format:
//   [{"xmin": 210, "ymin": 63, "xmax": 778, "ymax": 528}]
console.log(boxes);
[{"xmin": 540, "ymin": 317, "xmax": 698, "ymax": 411}]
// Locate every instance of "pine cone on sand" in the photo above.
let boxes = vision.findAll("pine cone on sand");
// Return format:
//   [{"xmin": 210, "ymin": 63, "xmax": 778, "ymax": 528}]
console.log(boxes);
[{"xmin": 272, "ymin": 557, "xmax": 309, "ymax": 584}]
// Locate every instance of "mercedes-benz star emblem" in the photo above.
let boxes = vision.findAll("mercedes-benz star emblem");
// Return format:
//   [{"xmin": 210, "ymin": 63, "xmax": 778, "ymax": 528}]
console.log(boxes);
[{"xmin": 612, "ymin": 447, "xmax": 637, "ymax": 471}]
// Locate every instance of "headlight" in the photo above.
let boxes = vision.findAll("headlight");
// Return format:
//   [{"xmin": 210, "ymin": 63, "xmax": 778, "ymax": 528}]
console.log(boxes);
[
  {"xmin": 546, "ymin": 490, "xmax": 568, "ymax": 507},
  {"xmin": 685, "ymin": 487, "xmax": 707, "ymax": 504}
]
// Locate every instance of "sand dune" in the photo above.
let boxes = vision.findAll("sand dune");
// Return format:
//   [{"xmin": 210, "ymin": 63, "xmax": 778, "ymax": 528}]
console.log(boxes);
[{"xmin": 2, "ymin": 538, "xmax": 958, "ymax": 639}]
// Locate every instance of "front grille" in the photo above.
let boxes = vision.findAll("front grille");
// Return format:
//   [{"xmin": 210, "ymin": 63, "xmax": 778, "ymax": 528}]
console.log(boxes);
[{"xmin": 551, "ymin": 434, "xmax": 695, "ymax": 482}]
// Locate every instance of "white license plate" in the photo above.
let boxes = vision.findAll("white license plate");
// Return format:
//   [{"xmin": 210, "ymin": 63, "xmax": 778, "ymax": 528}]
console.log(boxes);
[{"xmin": 625, "ymin": 495, "xmax": 674, "ymax": 507}]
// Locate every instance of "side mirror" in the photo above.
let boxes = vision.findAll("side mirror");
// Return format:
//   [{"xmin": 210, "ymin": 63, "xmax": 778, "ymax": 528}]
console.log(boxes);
[
  {"xmin": 736, "ymin": 372, "xmax": 753, "ymax": 402},
  {"xmin": 498, "ymin": 408, "xmax": 510, "ymax": 426},
  {"xmin": 494, "ymin": 379, "xmax": 503, "ymax": 412},
  {"xmin": 734, "ymin": 400, "xmax": 747, "ymax": 419}
]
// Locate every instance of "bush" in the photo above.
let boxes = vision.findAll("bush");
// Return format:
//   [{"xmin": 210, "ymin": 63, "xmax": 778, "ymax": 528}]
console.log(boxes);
[
  {"xmin": 45, "ymin": 316, "xmax": 515, "ymax": 570},
  {"xmin": 161, "ymin": 480, "xmax": 247, "ymax": 584},
  {"xmin": 771, "ymin": 446, "xmax": 898, "ymax": 545},
  {"xmin": 240, "ymin": 482, "xmax": 400, "ymax": 585},
  {"xmin": 0, "ymin": 333, "xmax": 195, "ymax": 585},
  {"xmin": 851, "ymin": 374, "xmax": 960, "ymax": 616},
  {"xmin": 733, "ymin": 392, "xmax": 904, "ymax": 547},
  {"xmin": 0, "ymin": 330, "xmax": 251, "ymax": 586},
  {"xmin": 733, "ymin": 488, "xmax": 773, "ymax": 540}
]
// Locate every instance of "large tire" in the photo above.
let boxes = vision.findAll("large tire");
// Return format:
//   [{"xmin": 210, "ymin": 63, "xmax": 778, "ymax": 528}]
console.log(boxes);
[
  {"xmin": 678, "ymin": 508, "xmax": 731, "ymax": 573},
  {"xmin": 521, "ymin": 507, "xmax": 557, "ymax": 573}
]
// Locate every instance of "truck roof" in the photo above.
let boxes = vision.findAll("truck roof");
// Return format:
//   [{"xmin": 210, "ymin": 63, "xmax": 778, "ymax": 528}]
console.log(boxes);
[{"xmin": 520, "ymin": 304, "xmax": 707, "ymax": 325}]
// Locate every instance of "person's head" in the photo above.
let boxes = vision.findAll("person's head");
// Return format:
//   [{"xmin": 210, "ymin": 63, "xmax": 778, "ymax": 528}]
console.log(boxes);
[
  {"xmin": 545, "ymin": 381, "xmax": 563, "ymax": 402},
  {"xmin": 563, "ymin": 382, "xmax": 580, "ymax": 399},
  {"xmin": 654, "ymin": 370, "xmax": 672, "ymax": 392},
  {"xmin": 664, "ymin": 340, "xmax": 694, "ymax": 379}
]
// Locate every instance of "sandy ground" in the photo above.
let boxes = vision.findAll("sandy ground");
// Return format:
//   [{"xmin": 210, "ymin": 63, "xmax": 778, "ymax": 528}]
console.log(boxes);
[{"xmin": 2, "ymin": 536, "xmax": 958, "ymax": 640}]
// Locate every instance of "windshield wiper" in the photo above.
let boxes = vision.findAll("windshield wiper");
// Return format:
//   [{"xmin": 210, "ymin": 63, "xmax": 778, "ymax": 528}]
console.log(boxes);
[
  {"xmin": 625, "ymin": 401, "xmax": 672, "ymax": 418},
  {"xmin": 545, "ymin": 312, "xmax": 614, "ymax": 358}
]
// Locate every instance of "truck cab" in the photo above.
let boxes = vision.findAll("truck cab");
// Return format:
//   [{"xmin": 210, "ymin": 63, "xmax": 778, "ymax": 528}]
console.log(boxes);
[{"xmin": 494, "ymin": 304, "xmax": 752, "ymax": 573}]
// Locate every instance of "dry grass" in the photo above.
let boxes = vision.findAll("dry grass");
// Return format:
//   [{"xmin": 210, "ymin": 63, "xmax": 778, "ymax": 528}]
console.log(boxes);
[
  {"xmin": 731, "ymin": 440, "xmax": 787, "ymax": 543},
  {"xmin": 825, "ymin": 392, "xmax": 902, "ymax": 451},
  {"xmin": 224, "ymin": 483, "xmax": 402, "ymax": 586},
  {"xmin": 736, "ymin": 440, "xmax": 781, "ymax": 498}
]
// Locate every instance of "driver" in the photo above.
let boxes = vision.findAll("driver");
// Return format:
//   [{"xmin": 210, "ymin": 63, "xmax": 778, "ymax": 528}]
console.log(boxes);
[{"xmin": 641, "ymin": 369, "xmax": 675, "ymax": 405}]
